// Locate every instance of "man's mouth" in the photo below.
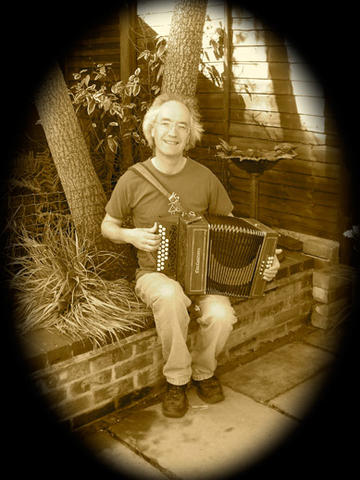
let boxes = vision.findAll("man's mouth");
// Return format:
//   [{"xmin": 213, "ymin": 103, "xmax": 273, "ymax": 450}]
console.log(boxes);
[{"xmin": 164, "ymin": 140, "xmax": 179, "ymax": 145}]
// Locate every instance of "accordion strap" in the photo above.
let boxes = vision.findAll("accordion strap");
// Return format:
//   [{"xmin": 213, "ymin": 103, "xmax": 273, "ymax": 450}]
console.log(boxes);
[
  {"xmin": 130, "ymin": 162, "xmax": 172, "ymax": 198},
  {"xmin": 129, "ymin": 162, "xmax": 190, "ymax": 215}
]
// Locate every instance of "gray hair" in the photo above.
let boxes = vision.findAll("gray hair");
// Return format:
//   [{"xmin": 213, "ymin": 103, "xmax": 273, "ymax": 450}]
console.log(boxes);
[{"xmin": 142, "ymin": 92, "xmax": 204, "ymax": 150}]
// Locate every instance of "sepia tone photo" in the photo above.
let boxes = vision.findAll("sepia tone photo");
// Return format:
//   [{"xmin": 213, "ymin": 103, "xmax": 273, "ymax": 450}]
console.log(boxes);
[{"xmin": 2, "ymin": 1, "xmax": 359, "ymax": 479}]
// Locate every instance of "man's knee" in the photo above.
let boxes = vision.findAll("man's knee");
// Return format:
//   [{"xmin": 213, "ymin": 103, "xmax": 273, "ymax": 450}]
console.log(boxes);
[
  {"xmin": 154, "ymin": 280, "xmax": 188, "ymax": 305},
  {"xmin": 199, "ymin": 302, "xmax": 237, "ymax": 327}
]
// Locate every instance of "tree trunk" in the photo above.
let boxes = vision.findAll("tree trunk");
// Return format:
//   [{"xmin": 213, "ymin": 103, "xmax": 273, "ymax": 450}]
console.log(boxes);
[
  {"xmin": 161, "ymin": 0, "xmax": 208, "ymax": 97},
  {"xmin": 119, "ymin": 1, "xmax": 137, "ymax": 172},
  {"xmin": 34, "ymin": 62, "xmax": 125, "ymax": 277}
]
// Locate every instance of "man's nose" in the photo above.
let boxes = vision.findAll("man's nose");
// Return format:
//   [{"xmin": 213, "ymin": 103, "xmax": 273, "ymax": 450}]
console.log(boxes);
[{"xmin": 168, "ymin": 123, "xmax": 177, "ymax": 134}]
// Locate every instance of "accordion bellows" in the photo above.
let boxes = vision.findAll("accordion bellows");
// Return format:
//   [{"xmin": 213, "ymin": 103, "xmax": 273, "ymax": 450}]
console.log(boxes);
[{"xmin": 155, "ymin": 214, "xmax": 279, "ymax": 298}]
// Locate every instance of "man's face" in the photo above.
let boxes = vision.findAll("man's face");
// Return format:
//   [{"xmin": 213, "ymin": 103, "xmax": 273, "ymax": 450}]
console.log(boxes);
[{"xmin": 151, "ymin": 101, "xmax": 191, "ymax": 159}]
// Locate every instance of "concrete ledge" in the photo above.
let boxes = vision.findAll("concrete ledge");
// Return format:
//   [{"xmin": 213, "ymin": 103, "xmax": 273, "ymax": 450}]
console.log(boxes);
[
  {"xmin": 276, "ymin": 228, "xmax": 340, "ymax": 263},
  {"xmin": 19, "ymin": 251, "xmax": 315, "ymax": 429}
]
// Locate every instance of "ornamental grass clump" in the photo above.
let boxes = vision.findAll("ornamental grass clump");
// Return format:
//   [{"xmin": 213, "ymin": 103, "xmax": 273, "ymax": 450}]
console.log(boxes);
[{"xmin": 8, "ymin": 218, "xmax": 152, "ymax": 346}]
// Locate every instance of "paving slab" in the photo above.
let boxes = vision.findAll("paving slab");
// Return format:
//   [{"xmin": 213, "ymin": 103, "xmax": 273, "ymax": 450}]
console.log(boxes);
[
  {"xmin": 304, "ymin": 326, "xmax": 346, "ymax": 354},
  {"xmin": 108, "ymin": 386, "xmax": 296, "ymax": 479},
  {"xmin": 269, "ymin": 369, "xmax": 330, "ymax": 419},
  {"xmin": 79, "ymin": 429, "xmax": 167, "ymax": 479},
  {"xmin": 220, "ymin": 342, "xmax": 334, "ymax": 402}
]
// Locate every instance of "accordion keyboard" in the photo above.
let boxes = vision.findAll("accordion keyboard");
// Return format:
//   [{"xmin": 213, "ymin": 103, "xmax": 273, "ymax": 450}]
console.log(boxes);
[{"xmin": 156, "ymin": 222, "xmax": 178, "ymax": 277}]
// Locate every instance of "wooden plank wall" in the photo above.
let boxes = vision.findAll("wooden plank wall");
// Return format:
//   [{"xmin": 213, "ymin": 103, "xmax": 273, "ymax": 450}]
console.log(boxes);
[
  {"xmin": 223, "ymin": 5, "xmax": 344, "ymax": 241},
  {"xmin": 63, "ymin": 17, "xmax": 121, "ymax": 83},
  {"xmin": 62, "ymin": 1, "xmax": 347, "ymax": 243}
]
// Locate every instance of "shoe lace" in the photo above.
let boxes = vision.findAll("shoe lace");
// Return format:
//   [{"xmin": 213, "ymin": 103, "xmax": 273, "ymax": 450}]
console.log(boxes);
[
  {"xmin": 202, "ymin": 376, "xmax": 220, "ymax": 390},
  {"xmin": 167, "ymin": 384, "xmax": 185, "ymax": 399}
]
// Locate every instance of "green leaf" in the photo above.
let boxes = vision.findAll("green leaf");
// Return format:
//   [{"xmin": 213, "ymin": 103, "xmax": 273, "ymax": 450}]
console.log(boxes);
[
  {"xmin": 156, "ymin": 64, "xmax": 164, "ymax": 83},
  {"xmin": 157, "ymin": 43, "xmax": 166, "ymax": 58},
  {"xmin": 87, "ymin": 98, "xmax": 96, "ymax": 115},
  {"xmin": 107, "ymin": 136, "xmax": 118, "ymax": 153}
]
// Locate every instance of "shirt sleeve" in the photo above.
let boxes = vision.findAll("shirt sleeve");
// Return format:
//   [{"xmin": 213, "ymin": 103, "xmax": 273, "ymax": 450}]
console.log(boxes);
[
  {"xmin": 105, "ymin": 171, "xmax": 133, "ymax": 220},
  {"xmin": 208, "ymin": 172, "xmax": 234, "ymax": 215}
]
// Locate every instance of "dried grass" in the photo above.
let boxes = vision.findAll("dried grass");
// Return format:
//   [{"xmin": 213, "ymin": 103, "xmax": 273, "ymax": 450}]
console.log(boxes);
[{"xmin": 7, "ymin": 217, "xmax": 152, "ymax": 346}]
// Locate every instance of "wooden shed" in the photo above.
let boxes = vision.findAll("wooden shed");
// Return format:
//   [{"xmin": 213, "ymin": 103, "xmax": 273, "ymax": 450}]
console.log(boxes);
[{"xmin": 61, "ymin": 0, "xmax": 352, "ymax": 263}]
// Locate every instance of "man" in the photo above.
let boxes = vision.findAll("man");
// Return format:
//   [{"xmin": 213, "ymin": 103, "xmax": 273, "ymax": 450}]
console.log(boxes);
[{"xmin": 101, "ymin": 93, "xmax": 280, "ymax": 418}]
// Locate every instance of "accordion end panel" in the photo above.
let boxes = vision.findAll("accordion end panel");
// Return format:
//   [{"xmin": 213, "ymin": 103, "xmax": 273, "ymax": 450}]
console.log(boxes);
[{"xmin": 204, "ymin": 215, "xmax": 279, "ymax": 298}]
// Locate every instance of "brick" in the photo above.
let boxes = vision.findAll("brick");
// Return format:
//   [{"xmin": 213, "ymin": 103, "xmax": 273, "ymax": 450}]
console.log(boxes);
[
  {"xmin": 90, "ymin": 351, "xmax": 114, "ymax": 372},
  {"xmin": 55, "ymin": 360, "xmax": 90, "ymax": 385},
  {"xmin": 46, "ymin": 387, "xmax": 68, "ymax": 405},
  {"xmin": 303, "ymin": 239, "xmax": 339, "ymax": 261},
  {"xmin": 233, "ymin": 311, "xmax": 256, "ymax": 328},
  {"xmin": 289, "ymin": 261, "xmax": 303, "ymax": 275},
  {"xmin": 313, "ymin": 284, "xmax": 353, "ymax": 304},
  {"xmin": 72, "ymin": 401, "xmax": 115, "ymax": 429},
  {"xmin": 313, "ymin": 265, "xmax": 355, "ymax": 290},
  {"xmin": 72, "ymin": 338, "xmax": 94, "ymax": 356},
  {"xmin": 291, "ymin": 289, "xmax": 313, "ymax": 305},
  {"xmin": 300, "ymin": 274, "xmax": 313, "ymax": 289},
  {"xmin": 26, "ymin": 353, "xmax": 48, "ymax": 372},
  {"xmin": 136, "ymin": 365, "xmax": 164, "ymax": 388},
  {"xmin": 57, "ymin": 394, "xmax": 92, "ymax": 418},
  {"xmin": 277, "ymin": 234, "xmax": 303, "ymax": 251},
  {"xmin": 47, "ymin": 344, "xmax": 72, "ymax": 365},
  {"xmin": 311, "ymin": 308, "xmax": 351, "ymax": 329},
  {"xmin": 111, "ymin": 344, "xmax": 134, "ymax": 364},
  {"xmin": 34, "ymin": 371, "xmax": 61, "ymax": 391},
  {"xmin": 70, "ymin": 379, "xmax": 90, "ymax": 396},
  {"xmin": 134, "ymin": 334, "xmax": 159, "ymax": 354},
  {"xmin": 115, "ymin": 385, "xmax": 160, "ymax": 410},
  {"xmin": 303, "ymin": 256, "xmax": 315, "ymax": 270},
  {"xmin": 93, "ymin": 376, "xmax": 134, "ymax": 404},
  {"xmin": 274, "ymin": 305, "xmax": 307, "ymax": 325},
  {"xmin": 275, "ymin": 265, "xmax": 289, "ymax": 280},
  {"xmin": 114, "ymin": 353, "xmax": 152, "ymax": 379},
  {"xmin": 286, "ymin": 314, "xmax": 310, "ymax": 331},
  {"xmin": 70, "ymin": 369, "xmax": 112, "ymax": 396},
  {"xmin": 314, "ymin": 297, "xmax": 352, "ymax": 316},
  {"xmin": 258, "ymin": 300, "xmax": 285, "ymax": 318}
]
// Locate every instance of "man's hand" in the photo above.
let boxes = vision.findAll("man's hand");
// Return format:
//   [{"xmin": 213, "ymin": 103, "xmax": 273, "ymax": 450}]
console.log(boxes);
[
  {"xmin": 263, "ymin": 248, "xmax": 282, "ymax": 282},
  {"xmin": 129, "ymin": 222, "xmax": 161, "ymax": 252}
]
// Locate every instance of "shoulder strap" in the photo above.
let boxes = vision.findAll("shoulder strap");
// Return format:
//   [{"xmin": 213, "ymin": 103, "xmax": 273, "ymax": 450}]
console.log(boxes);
[
  {"xmin": 129, "ymin": 162, "xmax": 188, "ymax": 215},
  {"xmin": 129, "ymin": 162, "xmax": 173, "ymax": 200}
]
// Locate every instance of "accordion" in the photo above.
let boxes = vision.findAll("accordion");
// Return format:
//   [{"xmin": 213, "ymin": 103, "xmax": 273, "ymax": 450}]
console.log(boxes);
[{"xmin": 155, "ymin": 214, "xmax": 279, "ymax": 298}]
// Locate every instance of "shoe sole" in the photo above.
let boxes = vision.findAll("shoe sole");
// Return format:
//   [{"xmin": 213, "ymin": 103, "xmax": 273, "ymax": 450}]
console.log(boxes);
[
  {"xmin": 162, "ymin": 403, "xmax": 188, "ymax": 418},
  {"xmin": 162, "ymin": 408, "xmax": 188, "ymax": 418},
  {"xmin": 195, "ymin": 391, "xmax": 224, "ymax": 404}
]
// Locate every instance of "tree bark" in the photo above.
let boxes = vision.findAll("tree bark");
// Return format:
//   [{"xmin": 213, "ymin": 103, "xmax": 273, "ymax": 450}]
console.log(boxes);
[
  {"xmin": 161, "ymin": 0, "xmax": 208, "ymax": 97},
  {"xmin": 34, "ymin": 62, "xmax": 125, "ymax": 277}
]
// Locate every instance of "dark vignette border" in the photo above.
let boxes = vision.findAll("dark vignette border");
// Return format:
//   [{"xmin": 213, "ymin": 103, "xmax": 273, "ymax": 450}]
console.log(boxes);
[{"xmin": 1, "ymin": 1, "xmax": 359, "ymax": 479}]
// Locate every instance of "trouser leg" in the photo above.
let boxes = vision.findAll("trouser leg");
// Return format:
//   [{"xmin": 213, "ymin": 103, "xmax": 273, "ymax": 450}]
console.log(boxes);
[
  {"xmin": 135, "ymin": 272, "xmax": 192, "ymax": 386},
  {"xmin": 191, "ymin": 295, "xmax": 237, "ymax": 381}
]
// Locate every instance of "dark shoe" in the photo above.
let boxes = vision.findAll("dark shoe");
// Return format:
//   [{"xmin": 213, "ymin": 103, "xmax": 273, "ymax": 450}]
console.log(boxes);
[
  {"xmin": 193, "ymin": 376, "xmax": 224, "ymax": 404},
  {"xmin": 162, "ymin": 382, "xmax": 189, "ymax": 418}
]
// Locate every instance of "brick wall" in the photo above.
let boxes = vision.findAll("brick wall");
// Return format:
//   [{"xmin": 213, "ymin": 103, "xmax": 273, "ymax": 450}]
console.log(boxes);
[
  {"xmin": 20, "ymin": 252, "xmax": 316, "ymax": 429},
  {"xmin": 311, "ymin": 264, "xmax": 356, "ymax": 329}
]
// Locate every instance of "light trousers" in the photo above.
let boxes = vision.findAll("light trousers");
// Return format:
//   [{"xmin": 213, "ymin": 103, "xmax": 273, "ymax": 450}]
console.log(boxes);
[{"xmin": 135, "ymin": 272, "xmax": 237, "ymax": 386}]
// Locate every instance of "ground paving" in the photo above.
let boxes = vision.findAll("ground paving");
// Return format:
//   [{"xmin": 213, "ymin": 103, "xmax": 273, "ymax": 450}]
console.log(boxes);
[{"xmin": 75, "ymin": 324, "xmax": 345, "ymax": 479}]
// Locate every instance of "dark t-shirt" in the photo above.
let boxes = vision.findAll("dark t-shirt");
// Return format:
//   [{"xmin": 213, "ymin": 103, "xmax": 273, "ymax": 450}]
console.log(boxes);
[{"xmin": 105, "ymin": 157, "xmax": 233, "ymax": 278}]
